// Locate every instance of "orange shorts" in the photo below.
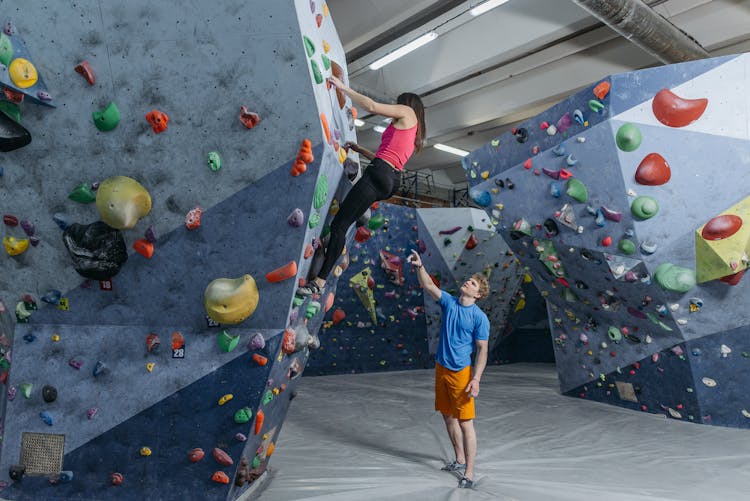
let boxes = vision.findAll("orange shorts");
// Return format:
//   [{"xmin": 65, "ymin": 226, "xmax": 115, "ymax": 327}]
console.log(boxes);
[{"xmin": 435, "ymin": 362, "xmax": 475, "ymax": 420}]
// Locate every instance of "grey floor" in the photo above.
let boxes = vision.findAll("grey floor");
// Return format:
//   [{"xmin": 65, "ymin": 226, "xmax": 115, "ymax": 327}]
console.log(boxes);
[{"xmin": 257, "ymin": 364, "xmax": 750, "ymax": 501}]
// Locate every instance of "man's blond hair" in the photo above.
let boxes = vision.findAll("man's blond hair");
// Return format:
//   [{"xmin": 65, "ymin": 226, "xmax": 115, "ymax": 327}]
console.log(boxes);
[{"xmin": 472, "ymin": 273, "xmax": 490, "ymax": 299}]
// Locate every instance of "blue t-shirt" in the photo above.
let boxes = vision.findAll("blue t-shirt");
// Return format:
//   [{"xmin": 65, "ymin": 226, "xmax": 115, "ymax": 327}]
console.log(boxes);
[{"xmin": 435, "ymin": 291, "xmax": 490, "ymax": 371}]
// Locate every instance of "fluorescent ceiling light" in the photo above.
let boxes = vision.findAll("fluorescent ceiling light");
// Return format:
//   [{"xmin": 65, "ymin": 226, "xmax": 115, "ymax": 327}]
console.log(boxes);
[
  {"xmin": 470, "ymin": 0, "xmax": 511, "ymax": 17},
  {"xmin": 369, "ymin": 32, "xmax": 438, "ymax": 70},
  {"xmin": 354, "ymin": 118, "xmax": 365, "ymax": 127},
  {"xmin": 373, "ymin": 125, "xmax": 387, "ymax": 133},
  {"xmin": 434, "ymin": 143, "xmax": 469, "ymax": 157}
]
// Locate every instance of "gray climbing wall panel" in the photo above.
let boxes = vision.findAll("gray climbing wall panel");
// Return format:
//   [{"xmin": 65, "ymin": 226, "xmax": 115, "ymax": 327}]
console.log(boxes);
[
  {"xmin": 464, "ymin": 53, "xmax": 750, "ymax": 428},
  {"xmin": 0, "ymin": 0, "xmax": 358, "ymax": 498}
]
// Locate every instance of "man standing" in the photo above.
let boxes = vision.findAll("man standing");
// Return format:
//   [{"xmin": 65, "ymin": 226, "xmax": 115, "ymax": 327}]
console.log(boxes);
[{"xmin": 407, "ymin": 249, "xmax": 489, "ymax": 489}]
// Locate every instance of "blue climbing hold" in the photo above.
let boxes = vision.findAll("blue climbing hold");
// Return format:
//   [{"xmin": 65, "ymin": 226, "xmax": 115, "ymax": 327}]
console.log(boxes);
[
  {"xmin": 40, "ymin": 411, "xmax": 54, "ymax": 426},
  {"xmin": 470, "ymin": 189, "xmax": 491, "ymax": 207},
  {"xmin": 550, "ymin": 181, "xmax": 561, "ymax": 198},
  {"xmin": 573, "ymin": 109, "xmax": 584, "ymax": 125},
  {"xmin": 595, "ymin": 208, "xmax": 605, "ymax": 227},
  {"xmin": 41, "ymin": 289, "xmax": 62, "ymax": 304},
  {"xmin": 52, "ymin": 214, "xmax": 70, "ymax": 230},
  {"xmin": 93, "ymin": 360, "xmax": 108, "ymax": 377},
  {"xmin": 552, "ymin": 143, "xmax": 566, "ymax": 156}
]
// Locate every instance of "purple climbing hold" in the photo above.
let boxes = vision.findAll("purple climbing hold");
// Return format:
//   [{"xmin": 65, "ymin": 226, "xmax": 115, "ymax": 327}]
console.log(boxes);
[
  {"xmin": 287, "ymin": 208, "xmax": 304, "ymax": 228},
  {"xmin": 600, "ymin": 206, "xmax": 622, "ymax": 222},
  {"xmin": 438, "ymin": 226, "xmax": 462, "ymax": 235},
  {"xmin": 7, "ymin": 385, "xmax": 16, "ymax": 401},
  {"xmin": 556, "ymin": 112, "xmax": 573, "ymax": 133},
  {"xmin": 145, "ymin": 225, "xmax": 158, "ymax": 243},
  {"xmin": 247, "ymin": 332, "xmax": 265, "ymax": 351},
  {"xmin": 234, "ymin": 433, "xmax": 247, "ymax": 442},
  {"xmin": 37, "ymin": 91, "xmax": 52, "ymax": 102},
  {"xmin": 69, "ymin": 358, "xmax": 83, "ymax": 370},
  {"xmin": 20, "ymin": 219, "xmax": 35, "ymax": 236},
  {"xmin": 86, "ymin": 407, "xmax": 98, "ymax": 419},
  {"xmin": 627, "ymin": 306, "xmax": 647, "ymax": 319},
  {"xmin": 29, "ymin": 236, "xmax": 40, "ymax": 247}
]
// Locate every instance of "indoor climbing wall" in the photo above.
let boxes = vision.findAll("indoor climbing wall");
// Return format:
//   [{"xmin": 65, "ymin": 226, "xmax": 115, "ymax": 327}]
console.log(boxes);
[
  {"xmin": 0, "ymin": 0, "xmax": 357, "ymax": 499},
  {"xmin": 307, "ymin": 202, "xmax": 432, "ymax": 375},
  {"xmin": 416, "ymin": 207, "xmax": 524, "ymax": 357},
  {"xmin": 464, "ymin": 53, "xmax": 750, "ymax": 428}
]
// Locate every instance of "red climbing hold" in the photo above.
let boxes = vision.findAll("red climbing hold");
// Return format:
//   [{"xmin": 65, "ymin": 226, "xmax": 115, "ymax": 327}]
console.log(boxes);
[
  {"xmin": 635, "ymin": 153, "xmax": 671, "ymax": 186},
  {"xmin": 185, "ymin": 207, "xmax": 202, "ymax": 230},
  {"xmin": 133, "ymin": 238, "xmax": 154, "ymax": 258},
  {"xmin": 558, "ymin": 169, "xmax": 573, "ymax": 180},
  {"xmin": 355, "ymin": 226, "xmax": 371, "ymax": 242},
  {"xmin": 601, "ymin": 236, "xmax": 612, "ymax": 246},
  {"xmin": 652, "ymin": 88, "xmax": 708, "ymax": 127},
  {"xmin": 720, "ymin": 269, "xmax": 745, "ymax": 285},
  {"xmin": 212, "ymin": 471, "xmax": 230, "ymax": 484},
  {"xmin": 465, "ymin": 233, "xmax": 478, "ymax": 250},
  {"xmin": 701, "ymin": 214, "xmax": 742, "ymax": 241},
  {"xmin": 523, "ymin": 158, "xmax": 532, "ymax": 169},
  {"xmin": 252, "ymin": 353, "xmax": 268, "ymax": 366},
  {"xmin": 188, "ymin": 448, "xmax": 205, "ymax": 463},
  {"xmin": 145, "ymin": 110, "xmax": 169, "ymax": 133},
  {"xmin": 315, "ymin": 14, "xmax": 323, "ymax": 27},
  {"xmin": 171, "ymin": 331, "xmax": 185, "ymax": 351},
  {"xmin": 239, "ymin": 105, "xmax": 261, "ymax": 129},
  {"xmin": 213, "ymin": 447, "xmax": 234, "ymax": 466},
  {"xmin": 74, "ymin": 60, "xmax": 95, "ymax": 85},
  {"xmin": 146, "ymin": 333, "xmax": 160, "ymax": 353},
  {"xmin": 281, "ymin": 327, "xmax": 295, "ymax": 354},
  {"xmin": 3, "ymin": 214, "xmax": 19, "ymax": 226},
  {"xmin": 110, "ymin": 472, "xmax": 123, "ymax": 486},
  {"xmin": 332, "ymin": 308, "xmax": 345, "ymax": 325}
]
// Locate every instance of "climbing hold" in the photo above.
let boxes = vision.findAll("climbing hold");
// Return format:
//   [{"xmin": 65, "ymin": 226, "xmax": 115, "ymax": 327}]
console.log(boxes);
[
  {"xmin": 184, "ymin": 206, "xmax": 202, "ymax": 230},
  {"xmin": 565, "ymin": 154, "xmax": 578, "ymax": 167},
  {"xmin": 355, "ymin": 226, "xmax": 371, "ymax": 242},
  {"xmin": 235, "ymin": 433, "xmax": 247, "ymax": 442},
  {"xmin": 313, "ymin": 175, "xmax": 328, "ymax": 209},
  {"xmin": 68, "ymin": 182, "xmax": 97, "ymax": 203},
  {"xmin": 110, "ymin": 472, "xmax": 123, "ymax": 486},
  {"xmin": 635, "ymin": 153, "xmax": 671, "ymax": 185},
  {"xmin": 146, "ymin": 362, "xmax": 155, "ymax": 372},
  {"xmin": 252, "ymin": 353, "xmax": 268, "ymax": 366},
  {"xmin": 557, "ymin": 113, "xmax": 573, "ymax": 133},
  {"xmin": 207, "ymin": 151, "xmax": 222, "ymax": 172},
  {"xmin": 368, "ymin": 213, "xmax": 385, "ymax": 230},
  {"xmin": 550, "ymin": 181, "xmax": 561, "ymax": 198},
  {"xmin": 631, "ymin": 196, "xmax": 659, "ymax": 220},
  {"xmin": 204, "ymin": 274, "xmax": 259, "ymax": 324},
  {"xmin": 9, "ymin": 58, "xmax": 38, "ymax": 88},
  {"xmin": 131, "ymin": 238, "xmax": 154, "ymax": 259},
  {"xmin": 640, "ymin": 240, "xmax": 658, "ymax": 254},
  {"xmin": 303, "ymin": 35, "xmax": 315, "ymax": 57},
  {"xmin": 588, "ymin": 99, "xmax": 605, "ymax": 114},
  {"xmin": 566, "ymin": 178, "xmax": 588, "ymax": 203},
  {"xmin": 601, "ymin": 236, "xmax": 612, "ymax": 247},
  {"xmin": 212, "ymin": 471, "xmax": 230, "ymax": 484},
  {"xmin": 701, "ymin": 377, "xmax": 717, "ymax": 387},
  {"xmin": 41, "ymin": 385, "xmax": 57, "ymax": 403},
  {"xmin": 513, "ymin": 127, "xmax": 528, "ymax": 143},
  {"xmin": 41, "ymin": 290, "xmax": 61, "ymax": 304},
  {"xmin": 96, "ymin": 176, "xmax": 151, "ymax": 229},
  {"xmin": 616, "ymin": 123, "xmax": 642, "ymax": 152},
  {"xmin": 652, "ymin": 88, "xmax": 708, "ymax": 127},
  {"xmin": 218, "ymin": 394, "xmax": 233, "ymax": 406},
  {"xmin": 189, "ymin": 448, "xmax": 205, "ymax": 463},
  {"xmin": 40, "ymin": 411, "xmax": 53, "ymax": 426},
  {"xmin": 74, "ymin": 60, "xmax": 95, "ymax": 85},
  {"xmin": 305, "ymin": 301, "xmax": 321, "ymax": 318},
  {"xmin": 310, "ymin": 59, "xmax": 323, "ymax": 84},
  {"xmin": 546, "ymin": 124, "xmax": 557, "ymax": 136},
  {"xmin": 607, "ymin": 326, "xmax": 622, "ymax": 342},
  {"xmin": 592, "ymin": 80, "xmax": 610, "ymax": 100},
  {"xmin": 3, "ymin": 214, "xmax": 18, "ymax": 226},
  {"xmin": 92, "ymin": 361, "xmax": 109, "ymax": 377},
  {"xmin": 543, "ymin": 218, "xmax": 559, "ymax": 236},
  {"xmin": 234, "ymin": 407, "xmax": 252, "ymax": 424},
  {"xmin": 573, "ymin": 109, "xmax": 584, "ymax": 125},
  {"xmin": 470, "ymin": 189, "xmax": 491, "ymax": 207},
  {"xmin": 266, "ymin": 261, "xmax": 298, "ymax": 283},
  {"xmin": 701, "ymin": 214, "xmax": 742, "ymax": 241},
  {"xmin": 600, "ymin": 206, "xmax": 622, "ymax": 222},
  {"xmin": 618, "ymin": 239, "xmax": 636, "ymax": 255},
  {"xmin": 653, "ymin": 263, "xmax": 696, "ymax": 292},
  {"xmin": 146, "ymin": 333, "xmax": 160, "ymax": 353},
  {"xmin": 511, "ymin": 218, "xmax": 532, "ymax": 238},
  {"xmin": 92, "ymin": 102, "xmax": 120, "ymax": 132},
  {"xmin": 332, "ymin": 308, "xmax": 346, "ymax": 325},
  {"xmin": 63, "ymin": 222, "xmax": 128, "ymax": 280},
  {"xmin": 239, "ymin": 105, "xmax": 261, "ymax": 129},
  {"xmin": 247, "ymin": 332, "xmax": 265, "ymax": 351},
  {"xmin": 145, "ymin": 110, "xmax": 169, "ymax": 133},
  {"xmin": 140, "ymin": 447, "xmax": 152, "ymax": 457},
  {"xmin": 213, "ymin": 448, "xmax": 233, "ymax": 466},
  {"xmin": 0, "ymin": 33, "xmax": 12, "ymax": 66},
  {"xmin": 291, "ymin": 139, "xmax": 314, "ymax": 176},
  {"xmin": 254, "ymin": 409, "xmax": 265, "ymax": 435},
  {"xmin": 465, "ymin": 233, "xmax": 479, "ymax": 250},
  {"xmin": 287, "ymin": 208, "xmax": 304, "ymax": 227},
  {"xmin": 217, "ymin": 330, "xmax": 240, "ymax": 352},
  {"xmin": 3, "ymin": 236, "xmax": 29, "ymax": 256}
]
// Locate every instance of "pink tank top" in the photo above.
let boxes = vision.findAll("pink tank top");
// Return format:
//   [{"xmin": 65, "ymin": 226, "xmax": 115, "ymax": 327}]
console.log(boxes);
[{"xmin": 376, "ymin": 123, "xmax": 417, "ymax": 171}]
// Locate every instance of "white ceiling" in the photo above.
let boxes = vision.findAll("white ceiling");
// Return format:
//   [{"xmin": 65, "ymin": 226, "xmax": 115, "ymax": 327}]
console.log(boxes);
[{"xmin": 327, "ymin": 0, "xmax": 750, "ymax": 187}]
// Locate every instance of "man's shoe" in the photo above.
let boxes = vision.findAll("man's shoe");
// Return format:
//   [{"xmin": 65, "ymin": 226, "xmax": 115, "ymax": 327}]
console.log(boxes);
[
  {"xmin": 441, "ymin": 461, "xmax": 466, "ymax": 473},
  {"xmin": 296, "ymin": 281, "xmax": 322, "ymax": 297},
  {"xmin": 457, "ymin": 476, "xmax": 474, "ymax": 489}
]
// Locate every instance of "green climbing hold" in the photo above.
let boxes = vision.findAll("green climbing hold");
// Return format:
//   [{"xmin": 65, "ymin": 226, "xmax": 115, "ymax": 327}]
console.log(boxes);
[
  {"xmin": 292, "ymin": 295, "xmax": 305, "ymax": 307},
  {"xmin": 616, "ymin": 123, "xmax": 642, "ymax": 152},
  {"xmin": 653, "ymin": 263, "xmax": 696, "ymax": 293},
  {"xmin": 308, "ymin": 211, "xmax": 321, "ymax": 229},
  {"xmin": 321, "ymin": 224, "xmax": 330, "ymax": 239},
  {"xmin": 607, "ymin": 326, "xmax": 622, "ymax": 342},
  {"xmin": 0, "ymin": 101, "xmax": 21, "ymax": 123},
  {"xmin": 19, "ymin": 382, "xmax": 33, "ymax": 399},
  {"xmin": 566, "ymin": 178, "xmax": 588, "ymax": 203},
  {"xmin": 305, "ymin": 301, "xmax": 320, "ymax": 319},
  {"xmin": 252, "ymin": 455, "xmax": 262, "ymax": 469},
  {"xmin": 217, "ymin": 330, "xmax": 240, "ymax": 352},
  {"xmin": 92, "ymin": 102, "xmax": 120, "ymax": 132},
  {"xmin": 589, "ymin": 99, "xmax": 605, "ymax": 114},
  {"xmin": 631, "ymin": 196, "xmax": 659, "ymax": 220},
  {"xmin": 368, "ymin": 213, "xmax": 385, "ymax": 230},
  {"xmin": 0, "ymin": 34, "xmax": 13, "ymax": 67},
  {"xmin": 321, "ymin": 53, "xmax": 331, "ymax": 70},
  {"xmin": 310, "ymin": 59, "xmax": 323, "ymax": 84},
  {"xmin": 207, "ymin": 151, "xmax": 222, "ymax": 172},
  {"xmin": 68, "ymin": 183, "xmax": 97, "ymax": 203},
  {"xmin": 234, "ymin": 407, "xmax": 253, "ymax": 424},
  {"xmin": 618, "ymin": 239, "xmax": 636, "ymax": 255},
  {"xmin": 512, "ymin": 218, "xmax": 532, "ymax": 237},
  {"xmin": 313, "ymin": 174, "xmax": 328, "ymax": 209},
  {"xmin": 262, "ymin": 390, "xmax": 274, "ymax": 405},
  {"xmin": 303, "ymin": 35, "xmax": 315, "ymax": 57}
]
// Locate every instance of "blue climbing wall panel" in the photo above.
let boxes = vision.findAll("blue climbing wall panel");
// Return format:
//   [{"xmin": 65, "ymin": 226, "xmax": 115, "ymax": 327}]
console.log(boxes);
[
  {"xmin": 464, "ymin": 53, "xmax": 750, "ymax": 428},
  {"xmin": 0, "ymin": 0, "xmax": 360, "ymax": 498}
]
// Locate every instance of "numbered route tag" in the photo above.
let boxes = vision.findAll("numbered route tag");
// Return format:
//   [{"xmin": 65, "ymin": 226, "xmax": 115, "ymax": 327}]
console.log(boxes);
[
  {"xmin": 172, "ymin": 331, "xmax": 185, "ymax": 358},
  {"xmin": 57, "ymin": 298, "xmax": 70, "ymax": 311},
  {"xmin": 99, "ymin": 279, "xmax": 113, "ymax": 291}
]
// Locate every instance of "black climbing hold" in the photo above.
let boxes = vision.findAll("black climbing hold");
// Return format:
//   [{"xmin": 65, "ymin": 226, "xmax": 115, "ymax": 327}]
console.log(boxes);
[
  {"xmin": 289, "ymin": 390, "xmax": 298, "ymax": 401},
  {"xmin": 42, "ymin": 385, "xmax": 57, "ymax": 403},
  {"xmin": 506, "ymin": 178, "xmax": 515, "ymax": 189},
  {"xmin": 624, "ymin": 334, "xmax": 642, "ymax": 344},
  {"xmin": 514, "ymin": 127, "xmax": 528, "ymax": 143},
  {"xmin": 494, "ymin": 178, "xmax": 504, "ymax": 188},
  {"xmin": 575, "ymin": 280, "xmax": 589, "ymax": 290},
  {"xmin": 9, "ymin": 465, "xmax": 25, "ymax": 481},
  {"xmin": 0, "ymin": 110, "xmax": 31, "ymax": 152},
  {"xmin": 63, "ymin": 221, "xmax": 128, "ymax": 280},
  {"xmin": 543, "ymin": 218, "xmax": 559, "ymax": 236}
]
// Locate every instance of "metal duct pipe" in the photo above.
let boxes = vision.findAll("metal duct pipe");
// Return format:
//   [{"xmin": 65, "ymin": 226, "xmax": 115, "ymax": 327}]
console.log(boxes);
[{"xmin": 570, "ymin": 0, "xmax": 710, "ymax": 63}]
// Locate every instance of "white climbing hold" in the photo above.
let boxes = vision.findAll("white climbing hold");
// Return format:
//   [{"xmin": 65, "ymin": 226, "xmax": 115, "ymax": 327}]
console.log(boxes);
[{"xmin": 701, "ymin": 377, "xmax": 717, "ymax": 387}]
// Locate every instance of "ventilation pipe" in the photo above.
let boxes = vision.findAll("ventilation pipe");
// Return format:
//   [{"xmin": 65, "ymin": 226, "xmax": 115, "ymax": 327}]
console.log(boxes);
[{"xmin": 570, "ymin": 0, "xmax": 710, "ymax": 63}]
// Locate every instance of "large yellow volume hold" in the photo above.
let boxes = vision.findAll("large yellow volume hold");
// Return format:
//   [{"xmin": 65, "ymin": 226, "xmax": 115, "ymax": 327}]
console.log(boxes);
[
  {"xmin": 204, "ymin": 275, "xmax": 259, "ymax": 324},
  {"xmin": 96, "ymin": 176, "xmax": 152, "ymax": 229}
]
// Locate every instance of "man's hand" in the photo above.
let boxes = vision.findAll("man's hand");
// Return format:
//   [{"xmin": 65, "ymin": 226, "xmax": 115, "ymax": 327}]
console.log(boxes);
[
  {"xmin": 407, "ymin": 249, "xmax": 423, "ymax": 268},
  {"xmin": 465, "ymin": 378, "xmax": 480, "ymax": 398}
]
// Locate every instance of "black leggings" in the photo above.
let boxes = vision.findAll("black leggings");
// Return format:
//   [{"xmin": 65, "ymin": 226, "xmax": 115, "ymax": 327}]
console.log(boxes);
[{"xmin": 318, "ymin": 158, "xmax": 401, "ymax": 280}]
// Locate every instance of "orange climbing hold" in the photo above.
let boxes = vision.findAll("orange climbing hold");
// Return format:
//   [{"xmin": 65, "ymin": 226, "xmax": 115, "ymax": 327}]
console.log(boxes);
[
  {"xmin": 266, "ymin": 442, "xmax": 276, "ymax": 457},
  {"xmin": 303, "ymin": 243, "xmax": 314, "ymax": 259},
  {"xmin": 291, "ymin": 139, "xmax": 314, "ymax": 176},
  {"xmin": 145, "ymin": 110, "xmax": 169, "ymax": 133},
  {"xmin": 171, "ymin": 331, "xmax": 185, "ymax": 351},
  {"xmin": 324, "ymin": 292, "xmax": 335, "ymax": 312},
  {"xmin": 252, "ymin": 353, "xmax": 268, "ymax": 366},
  {"xmin": 212, "ymin": 471, "xmax": 230, "ymax": 484},
  {"xmin": 254, "ymin": 410, "xmax": 265, "ymax": 435},
  {"xmin": 133, "ymin": 239, "xmax": 154, "ymax": 258},
  {"xmin": 281, "ymin": 327, "xmax": 295, "ymax": 354},
  {"xmin": 239, "ymin": 105, "xmax": 261, "ymax": 129},
  {"xmin": 593, "ymin": 80, "xmax": 610, "ymax": 100},
  {"xmin": 320, "ymin": 113, "xmax": 331, "ymax": 143},
  {"xmin": 188, "ymin": 448, "xmax": 204, "ymax": 463},
  {"xmin": 265, "ymin": 261, "xmax": 297, "ymax": 283},
  {"xmin": 332, "ymin": 308, "xmax": 346, "ymax": 325}
]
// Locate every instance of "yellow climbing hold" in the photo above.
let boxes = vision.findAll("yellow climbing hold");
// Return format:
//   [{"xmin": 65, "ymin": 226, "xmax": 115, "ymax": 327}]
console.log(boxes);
[
  {"xmin": 52, "ymin": 334, "xmax": 61, "ymax": 342},
  {"xmin": 338, "ymin": 146, "xmax": 347, "ymax": 163},
  {"xmin": 322, "ymin": 40, "xmax": 330, "ymax": 53},
  {"xmin": 204, "ymin": 275, "xmax": 259, "ymax": 325},
  {"xmin": 140, "ymin": 446, "xmax": 152, "ymax": 457},
  {"xmin": 480, "ymin": 171, "xmax": 489, "ymax": 179},
  {"xmin": 3, "ymin": 236, "xmax": 29, "ymax": 256},
  {"xmin": 9, "ymin": 57, "xmax": 38, "ymax": 88},
  {"xmin": 146, "ymin": 363, "xmax": 155, "ymax": 372},
  {"xmin": 96, "ymin": 176, "xmax": 152, "ymax": 230},
  {"xmin": 323, "ymin": 2, "xmax": 329, "ymax": 16},
  {"xmin": 218, "ymin": 394, "xmax": 234, "ymax": 405}
]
